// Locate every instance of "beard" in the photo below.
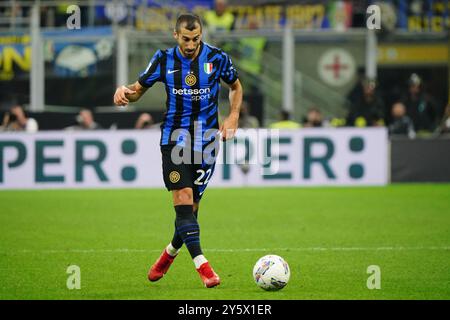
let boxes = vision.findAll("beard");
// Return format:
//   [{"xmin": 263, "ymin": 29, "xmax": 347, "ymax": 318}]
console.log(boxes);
[{"xmin": 182, "ymin": 47, "xmax": 198, "ymax": 58}]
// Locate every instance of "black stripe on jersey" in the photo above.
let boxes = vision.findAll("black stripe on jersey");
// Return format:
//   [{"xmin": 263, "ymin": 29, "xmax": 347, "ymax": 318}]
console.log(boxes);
[
  {"xmin": 161, "ymin": 51, "xmax": 168, "ymax": 135},
  {"xmin": 208, "ymin": 59, "xmax": 221, "ymax": 83},
  {"xmin": 207, "ymin": 82, "xmax": 219, "ymax": 112},
  {"xmin": 218, "ymin": 51, "xmax": 228, "ymax": 73},
  {"xmin": 159, "ymin": 50, "xmax": 167, "ymax": 83},
  {"xmin": 138, "ymin": 51, "xmax": 161, "ymax": 87},
  {"xmin": 207, "ymin": 46, "xmax": 221, "ymax": 60},
  {"xmin": 189, "ymin": 57, "xmax": 201, "ymax": 151},
  {"xmin": 159, "ymin": 51, "xmax": 169, "ymax": 146},
  {"xmin": 206, "ymin": 45, "xmax": 221, "ymax": 82},
  {"xmin": 171, "ymin": 51, "xmax": 183, "ymax": 143},
  {"xmin": 209, "ymin": 87, "xmax": 219, "ymax": 105},
  {"xmin": 191, "ymin": 59, "xmax": 201, "ymax": 116},
  {"xmin": 205, "ymin": 89, "xmax": 219, "ymax": 128},
  {"xmin": 205, "ymin": 109, "xmax": 218, "ymax": 129}
]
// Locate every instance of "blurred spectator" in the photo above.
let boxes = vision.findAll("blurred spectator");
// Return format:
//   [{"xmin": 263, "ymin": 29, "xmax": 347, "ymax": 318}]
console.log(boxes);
[
  {"xmin": 95, "ymin": 2, "xmax": 130, "ymax": 26},
  {"xmin": 0, "ymin": 2, "xmax": 28, "ymax": 29},
  {"xmin": 11, "ymin": 2, "xmax": 27, "ymax": 28},
  {"xmin": 55, "ymin": 3, "xmax": 70, "ymax": 27},
  {"xmin": 238, "ymin": 101, "xmax": 260, "ymax": 128},
  {"xmin": 0, "ymin": 105, "xmax": 38, "ymax": 133},
  {"xmin": 329, "ymin": 117, "xmax": 347, "ymax": 127},
  {"xmin": 236, "ymin": 15, "xmax": 266, "ymax": 78},
  {"xmin": 302, "ymin": 106, "xmax": 324, "ymax": 128},
  {"xmin": 436, "ymin": 103, "xmax": 450, "ymax": 137},
  {"xmin": 65, "ymin": 109, "xmax": 102, "ymax": 131},
  {"xmin": 40, "ymin": 5, "xmax": 55, "ymax": 28},
  {"xmin": 346, "ymin": 78, "xmax": 385, "ymax": 127},
  {"xmin": 402, "ymin": 73, "xmax": 439, "ymax": 133},
  {"xmin": 235, "ymin": 15, "xmax": 266, "ymax": 119},
  {"xmin": 322, "ymin": 0, "xmax": 353, "ymax": 31},
  {"xmin": 203, "ymin": 0, "xmax": 235, "ymax": 33},
  {"xmin": 347, "ymin": 67, "xmax": 365, "ymax": 105},
  {"xmin": 388, "ymin": 102, "xmax": 415, "ymax": 139},
  {"xmin": 269, "ymin": 110, "xmax": 301, "ymax": 129},
  {"xmin": 135, "ymin": 112, "xmax": 156, "ymax": 129}
]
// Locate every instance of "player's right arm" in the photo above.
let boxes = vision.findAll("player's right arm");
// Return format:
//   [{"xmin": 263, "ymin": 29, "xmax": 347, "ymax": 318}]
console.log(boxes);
[
  {"xmin": 114, "ymin": 50, "xmax": 164, "ymax": 107},
  {"xmin": 114, "ymin": 82, "xmax": 147, "ymax": 106}
]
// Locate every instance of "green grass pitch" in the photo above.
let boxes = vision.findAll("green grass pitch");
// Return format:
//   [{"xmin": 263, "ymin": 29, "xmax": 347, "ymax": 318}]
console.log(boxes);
[{"xmin": 0, "ymin": 184, "xmax": 449, "ymax": 300}]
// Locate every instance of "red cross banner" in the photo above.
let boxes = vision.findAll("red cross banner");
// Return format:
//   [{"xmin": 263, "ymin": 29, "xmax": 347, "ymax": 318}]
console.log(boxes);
[{"xmin": 318, "ymin": 48, "xmax": 356, "ymax": 87}]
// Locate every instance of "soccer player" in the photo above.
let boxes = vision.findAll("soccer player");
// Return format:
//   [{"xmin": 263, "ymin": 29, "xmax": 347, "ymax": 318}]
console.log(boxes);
[{"xmin": 113, "ymin": 13, "xmax": 242, "ymax": 288}]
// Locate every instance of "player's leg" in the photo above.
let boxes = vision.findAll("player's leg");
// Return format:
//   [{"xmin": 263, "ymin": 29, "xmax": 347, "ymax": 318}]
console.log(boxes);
[
  {"xmin": 169, "ymin": 143, "xmax": 212, "ymax": 256},
  {"xmin": 148, "ymin": 188, "xmax": 194, "ymax": 282},
  {"xmin": 171, "ymin": 188, "xmax": 202, "ymax": 261},
  {"xmin": 149, "ymin": 146, "xmax": 214, "ymax": 285},
  {"xmin": 149, "ymin": 144, "xmax": 219, "ymax": 287},
  {"xmin": 171, "ymin": 189, "xmax": 219, "ymax": 288},
  {"xmin": 186, "ymin": 156, "xmax": 221, "ymax": 288},
  {"xmin": 148, "ymin": 146, "xmax": 191, "ymax": 282},
  {"xmin": 170, "ymin": 202, "xmax": 199, "ymax": 249}
]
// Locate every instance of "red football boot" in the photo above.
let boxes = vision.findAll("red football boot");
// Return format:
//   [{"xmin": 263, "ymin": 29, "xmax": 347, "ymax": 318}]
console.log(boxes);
[
  {"xmin": 148, "ymin": 250, "xmax": 176, "ymax": 282},
  {"xmin": 196, "ymin": 262, "xmax": 220, "ymax": 288}
]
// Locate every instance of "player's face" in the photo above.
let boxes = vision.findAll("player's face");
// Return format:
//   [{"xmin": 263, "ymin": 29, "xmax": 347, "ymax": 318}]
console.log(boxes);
[{"xmin": 174, "ymin": 24, "xmax": 202, "ymax": 59}]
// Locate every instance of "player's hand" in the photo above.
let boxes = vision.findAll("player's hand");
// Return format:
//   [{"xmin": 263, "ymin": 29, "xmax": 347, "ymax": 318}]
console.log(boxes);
[
  {"xmin": 114, "ymin": 85, "xmax": 136, "ymax": 106},
  {"xmin": 219, "ymin": 113, "xmax": 239, "ymax": 141}
]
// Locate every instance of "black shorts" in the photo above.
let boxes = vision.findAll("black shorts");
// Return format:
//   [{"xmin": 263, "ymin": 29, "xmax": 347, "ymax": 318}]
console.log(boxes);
[{"xmin": 161, "ymin": 144, "xmax": 218, "ymax": 202}]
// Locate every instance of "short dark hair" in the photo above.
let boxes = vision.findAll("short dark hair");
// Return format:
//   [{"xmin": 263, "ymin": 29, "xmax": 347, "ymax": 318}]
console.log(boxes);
[
  {"xmin": 280, "ymin": 110, "xmax": 291, "ymax": 121},
  {"xmin": 307, "ymin": 106, "xmax": 321, "ymax": 114},
  {"xmin": 175, "ymin": 13, "xmax": 202, "ymax": 32},
  {"xmin": 80, "ymin": 108, "xmax": 92, "ymax": 115}
]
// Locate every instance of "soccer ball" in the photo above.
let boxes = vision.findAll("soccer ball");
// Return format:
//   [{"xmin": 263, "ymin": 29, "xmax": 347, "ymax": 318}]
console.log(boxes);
[{"xmin": 253, "ymin": 255, "xmax": 290, "ymax": 291}]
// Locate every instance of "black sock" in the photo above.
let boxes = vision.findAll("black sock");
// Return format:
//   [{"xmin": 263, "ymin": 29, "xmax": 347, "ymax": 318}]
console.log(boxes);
[
  {"xmin": 171, "ymin": 208, "xmax": 198, "ymax": 249},
  {"xmin": 173, "ymin": 205, "xmax": 202, "ymax": 258}
]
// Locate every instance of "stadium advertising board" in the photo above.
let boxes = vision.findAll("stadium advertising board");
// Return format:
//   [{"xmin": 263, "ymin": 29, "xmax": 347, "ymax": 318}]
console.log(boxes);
[
  {"xmin": 134, "ymin": 0, "xmax": 449, "ymax": 32},
  {"xmin": 0, "ymin": 28, "xmax": 113, "ymax": 81},
  {"xmin": 0, "ymin": 34, "xmax": 31, "ymax": 81},
  {"xmin": 135, "ymin": 0, "xmax": 352, "ymax": 31},
  {"xmin": 0, "ymin": 128, "xmax": 388, "ymax": 189}
]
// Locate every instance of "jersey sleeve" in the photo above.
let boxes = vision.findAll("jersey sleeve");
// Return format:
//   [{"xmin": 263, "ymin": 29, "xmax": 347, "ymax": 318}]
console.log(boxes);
[
  {"xmin": 138, "ymin": 50, "xmax": 163, "ymax": 88},
  {"xmin": 219, "ymin": 52, "xmax": 239, "ymax": 85}
]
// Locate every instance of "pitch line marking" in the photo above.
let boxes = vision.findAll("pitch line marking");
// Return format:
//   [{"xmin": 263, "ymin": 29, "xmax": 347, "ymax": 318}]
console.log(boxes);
[{"xmin": 6, "ymin": 246, "xmax": 450, "ymax": 254}]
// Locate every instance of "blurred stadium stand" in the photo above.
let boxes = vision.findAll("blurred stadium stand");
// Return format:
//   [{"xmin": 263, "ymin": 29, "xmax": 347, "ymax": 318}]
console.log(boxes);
[{"xmin": 0, "ymin": 0, "xmax": 448, "ymax": 134}]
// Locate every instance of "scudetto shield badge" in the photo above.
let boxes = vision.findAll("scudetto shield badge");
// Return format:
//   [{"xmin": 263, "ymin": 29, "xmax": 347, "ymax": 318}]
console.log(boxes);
[{"xmin": 204, "ymin": 63, "xmax": 213, "ymax": 75}]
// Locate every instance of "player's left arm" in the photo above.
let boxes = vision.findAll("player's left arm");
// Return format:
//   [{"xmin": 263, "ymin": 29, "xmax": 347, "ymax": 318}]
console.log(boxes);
[{"xmin": 220, "ymin": 79, "xmax": 243, "ymax": 140}]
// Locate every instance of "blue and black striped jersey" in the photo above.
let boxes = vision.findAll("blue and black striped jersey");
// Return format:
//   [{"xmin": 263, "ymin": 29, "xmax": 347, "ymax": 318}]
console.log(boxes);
[{"xmin": 138, "ymin": 42, "xmax": 239, "ymax": 150}]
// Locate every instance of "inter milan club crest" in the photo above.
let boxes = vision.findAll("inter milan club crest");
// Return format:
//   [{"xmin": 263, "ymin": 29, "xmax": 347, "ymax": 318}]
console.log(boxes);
[
  {"xmin": 169, "ymin": 171, "xmax": 180, "ymax": 183},
  {"xmin": 204, "ymin": 63, "xmax": 213, "ymax": 75},
  {"xmin": 185, "ymin": 71, "xmax": 197, "ymax": 86}
]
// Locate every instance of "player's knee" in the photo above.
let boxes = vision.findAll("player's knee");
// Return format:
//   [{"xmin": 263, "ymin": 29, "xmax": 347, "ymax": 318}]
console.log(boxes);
[{"xmin": 173, "ymin": 188, "xmax": 193, "ymax": 205}]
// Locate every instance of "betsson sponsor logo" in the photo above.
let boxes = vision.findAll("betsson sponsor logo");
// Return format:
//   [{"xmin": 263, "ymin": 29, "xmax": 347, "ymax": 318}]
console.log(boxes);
[
  {"xmin": 172, "ymin": 87, "xmax": 211, "ymax": 101},
  {"xmin": 172, "ymin": 88, "xmax": 211, "ymax": 95}
]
